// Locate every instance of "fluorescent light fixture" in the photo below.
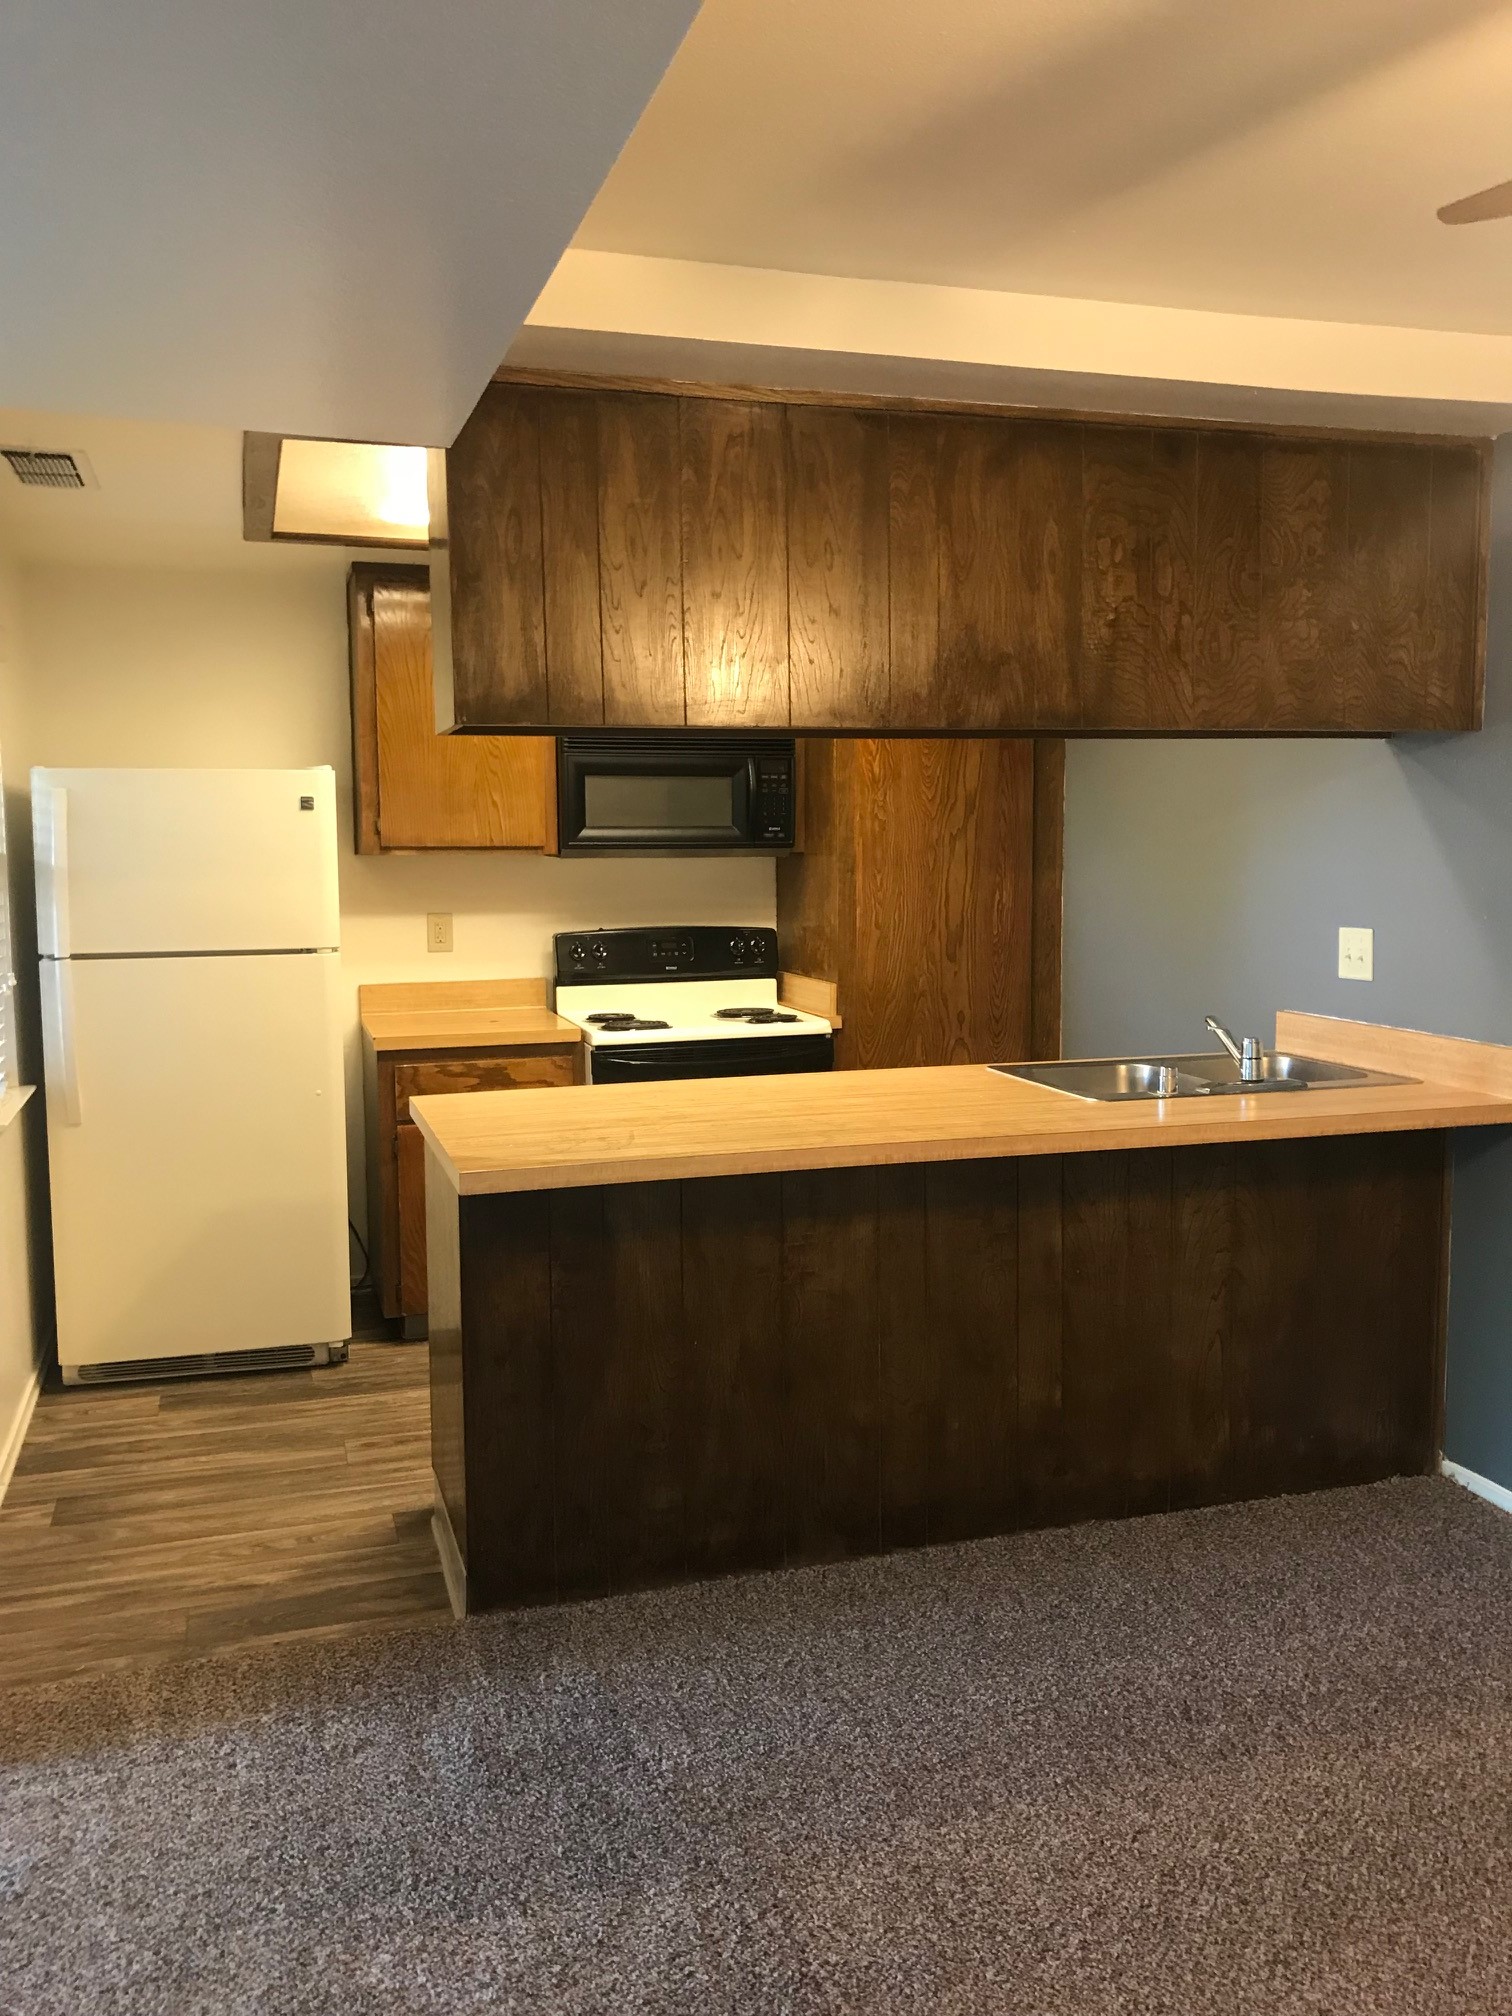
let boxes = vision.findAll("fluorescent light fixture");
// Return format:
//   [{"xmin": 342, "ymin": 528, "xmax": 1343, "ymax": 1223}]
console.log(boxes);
[{"xmin": 246, "ymin": 435, "xmax": 430, "ymax": 545}]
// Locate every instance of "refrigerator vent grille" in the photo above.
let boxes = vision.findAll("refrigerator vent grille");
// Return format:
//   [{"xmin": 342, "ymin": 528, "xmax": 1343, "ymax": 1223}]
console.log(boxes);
[
  {"xmin": 76, "ymin": 1344, "xmax": 320, "ymax": 1385},
  {"xmin": 1, "ymin": 448, "xmax": 89, "ymax": 489}
]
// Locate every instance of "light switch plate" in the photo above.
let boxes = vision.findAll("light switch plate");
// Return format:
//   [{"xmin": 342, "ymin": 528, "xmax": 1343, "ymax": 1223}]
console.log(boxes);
[
  {"xmin": 427, "ymin": 912, "xmax": 453, "ymax": 954},
  {"xmin": 1338, "ymin": 925, "xmax": 1373, "ymax": 981}
]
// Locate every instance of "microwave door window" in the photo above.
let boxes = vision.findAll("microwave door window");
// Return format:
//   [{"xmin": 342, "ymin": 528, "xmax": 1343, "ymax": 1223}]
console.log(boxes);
[{"xmin": 582, "ymin": 772, "xmax": 737, "ymax": 839}]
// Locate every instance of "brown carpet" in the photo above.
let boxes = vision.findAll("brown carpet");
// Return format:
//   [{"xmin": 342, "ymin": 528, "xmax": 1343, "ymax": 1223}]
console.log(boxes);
[{"xmin": 2, "ymin": 1475, "xmax": 1510, "ymax": 2014}]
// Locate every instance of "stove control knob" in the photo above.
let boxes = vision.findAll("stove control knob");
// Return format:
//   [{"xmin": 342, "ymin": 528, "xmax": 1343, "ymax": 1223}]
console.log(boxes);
[
  {"xmin": 729, "ymin": 935, "xmax": 745, "ymax": 961},
  {"xmin": 591, "ymin": 939, "xmax": 609, "ymax": 964},
  {"xmin": 566, "ymin": 939, "xmax": 587, "ymax": 967}
]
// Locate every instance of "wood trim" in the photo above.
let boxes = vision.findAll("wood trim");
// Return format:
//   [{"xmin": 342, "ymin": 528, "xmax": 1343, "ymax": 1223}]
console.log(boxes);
[
  {"xmin": 778, "ymin": 971, "xmax": 841, "ymax": 1026},
  {"xmin": 1030, "ymin": 738, "xmax": 1065, "ymax": 1060},
  {"xmin": 360, "ymin": 979, "xmax": 550, "ymax": 1016},
  {"xmin": 1471, "ymin": 447, "xmax": 1495, "ymax": 730},
  {"xmin": 432, "ymin": 1492, "xmax": 468, "ymax": 1619},
  {"xmin": 493, "ymin": 366, "xmax": 1493, "ymax": 451},
  {"xmin": 241, "ymin": 432, "xmax": 281, "ymax": 542},
  {"xmin": 1274, "ymin": 1012, "xmax": 1512, "ymax": 1097},
  {"xmin": 347, "ymin": 567, "xmax": 389, "ymax": 853}
]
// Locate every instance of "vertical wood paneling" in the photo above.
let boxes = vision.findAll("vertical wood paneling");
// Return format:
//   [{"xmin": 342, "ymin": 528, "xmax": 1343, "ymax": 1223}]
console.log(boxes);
[
  {"xmin": 1060, "ymin": 1149, "xmax": 1176, "ymax": 1519},
  {"xmin": 445, "ymin": 385, "xmax": 547, "ymax": 725},
  {"xmin": 681, "ymin": 397, "xmax": 789, "ymax": 726},
  {"xmin": 877, "ymin": 1162, "xmax": 932, "ymax": 1551},
  {"xmin": 447, "ymin": 1134, "xmax": 1448, "ymax": 1613},
  {"xmin": 1342, "ymin": 442, "xmax": 1433, "ymax": 731},
  {"xmin": 783, "ymin": 1165, "xmax": 881, "ymax": 1561},
  {"xmin": 1191, "ymin": 431, "xmax": 1264, "ymax": 728},
  {"xmin": 1227, "ymin": 1135, "xmax": 1442, "ymax": 1498},
  {"xmin": 1030, "ymin": 738, "xmax": 1066, "ymax": 1060},
  {"xmin": 1167, "ymin": 1145, "xmax": 1234, "ymax": 1507},
  {"xmin": 886, "ymin": 414, "xmax": 942, "ymax": 726},
  {"xmin": 1081, "ymin": 426, "xmax": 1197, "ymax": 728},
  {"xmin": 1016, "ymin": 1154, "xmax": 1065, "ymax": 1525},
  {"xmin": 441, "ymin": 384, "xmax": 1485, "ymax": 735},
  {"xmin": 787, "ymin": 406, "xmax": 890, "ymax": 726},
  {"xmin": 682, "ymin": 1174, "xmax": 788, "ymax": 1577},
  {"xmin": 537, "ymin": 393, "xmax": 604, "ymax": 726},
  {"xmin": 597, "ymin": 393, "xmax": 685, "ymax": 726},
  {"xmin": 922, "ymin": 1157, "xmax": 1019, "ymax": 1542},
  {"xmin": 1258, "ymin": 438, "xmax": 1350, "ymax": 728},
  {"xmin": 1423, "ymin": 443, "xmax": 1488, "ymax": 730},
  {"xmin": 937, "ymin": 418, "xmax": 1081, "ymax": 727},
  {"xmin": 454, "ymin": 1189, "xmax": 555, "ymax": 1608}
]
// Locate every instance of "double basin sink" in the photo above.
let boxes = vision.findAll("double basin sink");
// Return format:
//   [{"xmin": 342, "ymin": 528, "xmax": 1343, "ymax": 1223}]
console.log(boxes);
[{"xmin": 995, "ymin": 1052, "xmax": 1413, "ymax": 1102}]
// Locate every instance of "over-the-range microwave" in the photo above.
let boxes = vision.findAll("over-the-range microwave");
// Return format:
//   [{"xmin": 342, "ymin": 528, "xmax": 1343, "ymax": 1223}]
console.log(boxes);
[{"xmin": 556, "ymin": 734, "xmax": 796, "ymax": 854}]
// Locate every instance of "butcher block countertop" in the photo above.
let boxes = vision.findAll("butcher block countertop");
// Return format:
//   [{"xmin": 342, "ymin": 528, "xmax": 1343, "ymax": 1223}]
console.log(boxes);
[
  {"xmin": 411, "ymin": 1012, "xmax": 1512, "ymax": 1197},
  {"xmin": 359, "ymin": 978, "xmax": 580, "ymax": 1053}
]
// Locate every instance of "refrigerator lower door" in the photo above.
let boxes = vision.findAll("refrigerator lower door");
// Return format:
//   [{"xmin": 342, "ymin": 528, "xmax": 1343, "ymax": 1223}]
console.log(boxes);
[{"xmin": 44, "ymin": 950, "xmax": 350, "ymax": 1376}]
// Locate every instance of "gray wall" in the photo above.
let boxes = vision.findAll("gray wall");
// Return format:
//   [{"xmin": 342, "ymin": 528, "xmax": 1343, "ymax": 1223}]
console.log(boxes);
[{"xmin": 1063, "ymin": 440, "xmax": 1512, "ymax": 1491}]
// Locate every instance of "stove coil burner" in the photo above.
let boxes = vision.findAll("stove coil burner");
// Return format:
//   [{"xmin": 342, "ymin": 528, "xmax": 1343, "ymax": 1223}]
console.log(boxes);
[
  {"xmin": 585, "ymin": 1013, "xmax": 672, "ymax": 1032},
  {"xmin": 713, "ymin": 1006, "xmax": 799, "ymax": 1024}
]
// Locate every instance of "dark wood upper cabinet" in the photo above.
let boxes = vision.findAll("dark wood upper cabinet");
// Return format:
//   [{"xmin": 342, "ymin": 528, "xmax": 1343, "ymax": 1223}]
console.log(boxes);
[{"xmin": 436, "ymin": 379, "xmax": 1489, "ymax": 737}]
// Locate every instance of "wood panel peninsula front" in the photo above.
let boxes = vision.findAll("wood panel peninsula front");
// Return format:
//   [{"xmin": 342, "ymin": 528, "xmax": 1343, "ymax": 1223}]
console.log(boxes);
[{"xmin": 412, "ymin": 1014, "xmax": 1512, "ymax": 1615}]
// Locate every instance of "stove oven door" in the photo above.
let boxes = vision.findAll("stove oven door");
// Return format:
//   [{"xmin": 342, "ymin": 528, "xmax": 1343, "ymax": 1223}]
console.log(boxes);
[{"xmin": 588, "ymin": 1033, "xmax": 834, "ymax": 1083}]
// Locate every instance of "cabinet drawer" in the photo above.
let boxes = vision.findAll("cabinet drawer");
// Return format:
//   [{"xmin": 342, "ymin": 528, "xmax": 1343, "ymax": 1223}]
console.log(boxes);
[{"xmin": 393, "ymin": 1050, "xmax": 577, "ymax": 1117}]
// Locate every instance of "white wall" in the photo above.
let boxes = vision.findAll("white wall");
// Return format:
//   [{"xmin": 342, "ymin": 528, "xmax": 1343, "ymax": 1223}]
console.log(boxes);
[
  {"xmin": 13, "ymin": 554, "xmax": 775, "ymax": 1253},
  {"xmin": 0, "ymin": 545, "xmax": 44, "ymax": 1490}
]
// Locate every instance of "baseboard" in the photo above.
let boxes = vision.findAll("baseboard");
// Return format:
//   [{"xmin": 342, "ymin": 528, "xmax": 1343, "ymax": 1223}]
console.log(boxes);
[
  {"xmin": 0, "ymin": 1363, "xmax": 43, "ymax": 1508},
  {"xmin": 1441, "ymin": 1456, "xmax": 1512, "ymax": 1517},
  {"xmin": 432, "ymin": 1476, "xmax": 468, "ymax": 1620}
]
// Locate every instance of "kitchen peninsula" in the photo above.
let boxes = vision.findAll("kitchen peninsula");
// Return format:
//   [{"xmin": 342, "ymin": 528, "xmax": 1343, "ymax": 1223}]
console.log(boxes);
[{"xmin": 414, "ymin": 1015, "xmax": 1512, "ymax": 1616}]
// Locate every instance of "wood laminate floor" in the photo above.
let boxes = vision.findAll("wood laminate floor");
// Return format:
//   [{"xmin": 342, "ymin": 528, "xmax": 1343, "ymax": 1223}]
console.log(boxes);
[{"xmin": 0, "ymin": 1334, "xmax": 449, "ymax": 1692}]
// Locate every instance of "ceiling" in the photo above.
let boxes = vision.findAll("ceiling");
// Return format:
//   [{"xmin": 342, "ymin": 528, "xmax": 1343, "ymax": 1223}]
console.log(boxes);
[
  {"xmin": 0, "ymin": 0, "xmax": 698, "ymax": 446},
  {"xmin": 0, "ymin": 407, "xmax": 418, "ymax": 571},
  {"xmin": 575, "ymin": 0, "xmax": 1512, "ymax": 337}
]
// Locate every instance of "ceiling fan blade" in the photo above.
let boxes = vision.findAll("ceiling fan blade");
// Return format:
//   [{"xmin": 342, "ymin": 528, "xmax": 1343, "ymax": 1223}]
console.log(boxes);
[{"xmin": 1438, "ymin": 178, "xmax": 1512, "ymax": 224}]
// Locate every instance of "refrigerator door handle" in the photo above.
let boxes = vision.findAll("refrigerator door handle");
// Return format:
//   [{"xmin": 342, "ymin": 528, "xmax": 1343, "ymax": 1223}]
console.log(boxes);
[
  {"xmin": 34, "ymin": 780, "xmax": 72, "ymax": 959},
  {"xmin": 39, "ymin": 959, "xmax": 82, "ymax": 1126}
]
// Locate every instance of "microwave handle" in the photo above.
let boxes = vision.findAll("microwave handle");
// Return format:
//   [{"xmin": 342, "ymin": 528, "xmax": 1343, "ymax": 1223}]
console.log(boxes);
[{"xmin": 746, "ymin": 754, "xmax": 759, "ymax": 806}]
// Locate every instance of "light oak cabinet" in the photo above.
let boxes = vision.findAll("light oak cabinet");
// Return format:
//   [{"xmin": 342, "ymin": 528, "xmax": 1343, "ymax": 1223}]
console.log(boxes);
[
  {"xmin": 347, "ymin": 562, "xmax": 554, "ymax": 853},
  {"xmin": 360, "ymin": 981, "xmax": 583, "ymax": 1332},
  {"xmin": 433, "ymin": 381, "xmax": 1490, "ymax": 738}
]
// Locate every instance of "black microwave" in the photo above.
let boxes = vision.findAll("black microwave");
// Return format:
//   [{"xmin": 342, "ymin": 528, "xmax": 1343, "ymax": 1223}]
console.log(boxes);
[{"xmin": 556, "ymin": 734, "xmax": 796, "ymax": 854}]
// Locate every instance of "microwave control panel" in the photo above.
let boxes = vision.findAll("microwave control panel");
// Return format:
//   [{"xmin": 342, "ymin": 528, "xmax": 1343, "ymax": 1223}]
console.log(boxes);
[{"xmin": 752, "ymin": 758, "xmax": 795, "ymax": 845}]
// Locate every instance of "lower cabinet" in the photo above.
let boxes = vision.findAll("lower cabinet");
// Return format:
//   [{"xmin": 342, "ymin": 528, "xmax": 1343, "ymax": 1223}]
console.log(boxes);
[{"xmin": 361, "ymin": 982, "xmax": 582, "ymax": 1331}]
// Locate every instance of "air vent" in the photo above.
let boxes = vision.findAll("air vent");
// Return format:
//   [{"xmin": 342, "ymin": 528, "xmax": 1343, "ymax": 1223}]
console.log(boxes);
[
  {"xmin": 75, "ymin": 1343, "xmax": 321, "ymax": 1385},
  {"xmin": 1, "ymin": 448, "xmax": 89, "ymax": 490}
]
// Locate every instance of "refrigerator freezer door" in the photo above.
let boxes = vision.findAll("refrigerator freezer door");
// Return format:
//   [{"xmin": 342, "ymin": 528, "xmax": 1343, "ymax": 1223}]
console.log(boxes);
[
  {"xmin": 33, "ymin": 767, "xmax": 340, "ymax": 956},
  {"xmin": 45, "ymin": 950, "xmax": 350, "ymax": 1371}
]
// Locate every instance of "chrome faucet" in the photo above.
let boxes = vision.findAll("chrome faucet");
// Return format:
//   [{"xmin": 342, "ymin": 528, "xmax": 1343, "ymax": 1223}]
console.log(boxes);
[{"xmin": 1205, "ymin": 1015, "xmax": 1265, "ymax": 1083}]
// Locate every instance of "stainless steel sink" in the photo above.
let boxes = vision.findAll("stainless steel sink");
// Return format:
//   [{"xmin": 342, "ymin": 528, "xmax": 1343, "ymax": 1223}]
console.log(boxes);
[{"xmin": 993, "ymin": 1052, "xmax": 1413, "ymax": 1102}]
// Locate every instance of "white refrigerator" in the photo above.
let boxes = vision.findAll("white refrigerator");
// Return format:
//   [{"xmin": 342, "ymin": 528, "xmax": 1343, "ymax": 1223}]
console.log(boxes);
[{"xmin": 32, "ymin": 766, "xmax": 351, "ymax": 1384}]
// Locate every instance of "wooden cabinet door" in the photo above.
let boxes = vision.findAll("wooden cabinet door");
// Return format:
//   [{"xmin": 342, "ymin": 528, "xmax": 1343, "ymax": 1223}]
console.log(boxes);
[
  {"xmin": 443, "ymin": 384, "xmax": 547, "ymax": 727},
  {"xmin": 597, "ymin": 392, "xmax": 685, "ymax": 726},
  {"xmin": 367, "ymin": 576, "xmax": 551, "ymax": 849},
  {"xmin": 787, "ymin": 405, "xmax": 890, "ymax": 728},
  {"xmin": 681, "ymin": 397, "xmax": 790, "ymax": 726}
]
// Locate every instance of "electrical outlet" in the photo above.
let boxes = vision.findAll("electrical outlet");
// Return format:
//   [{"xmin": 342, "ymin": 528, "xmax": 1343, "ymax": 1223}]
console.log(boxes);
[
  {"xmin": 1338, "ymin": 926, "xmax": 1373, "ymax": 981},
  {"xmin": 426, "ymin": 912, "xmax": 453, "ymax": 954}
]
